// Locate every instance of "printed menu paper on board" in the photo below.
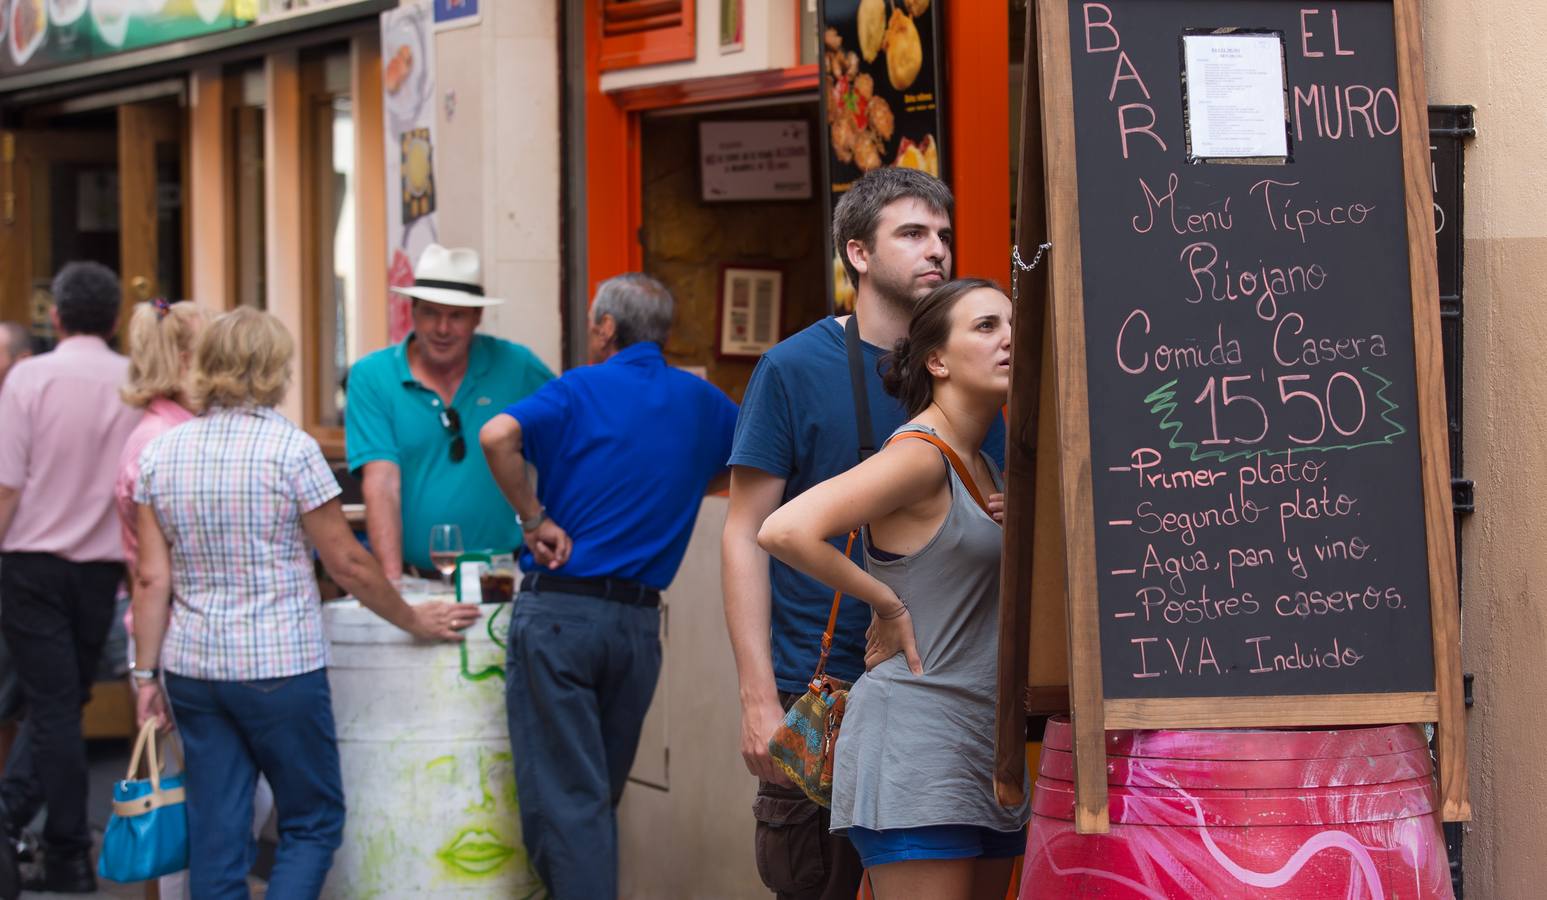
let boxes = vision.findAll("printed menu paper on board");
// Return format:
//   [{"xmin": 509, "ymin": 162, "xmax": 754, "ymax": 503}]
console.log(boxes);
[{"xmin": 1182, "ymin": 33, "xmax": 1289, "ymax": 160}]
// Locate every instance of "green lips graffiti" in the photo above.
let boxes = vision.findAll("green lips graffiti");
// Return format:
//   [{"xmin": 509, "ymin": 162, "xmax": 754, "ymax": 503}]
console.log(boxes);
[{"xmin": 436, "ymin": 828, "xmax": 517, "ymax": 876}]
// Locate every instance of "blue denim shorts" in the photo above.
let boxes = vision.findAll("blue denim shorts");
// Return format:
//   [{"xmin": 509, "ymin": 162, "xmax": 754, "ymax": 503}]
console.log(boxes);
[{"xmin": 845, "ymin": 824, "xmax": 1028, "ymax": 868}]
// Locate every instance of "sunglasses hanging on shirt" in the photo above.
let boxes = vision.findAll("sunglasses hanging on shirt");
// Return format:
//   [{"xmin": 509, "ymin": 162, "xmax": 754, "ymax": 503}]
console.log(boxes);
[{"xmin": 440, "ymin": 408, "xmax": 466, "ymax": 463}]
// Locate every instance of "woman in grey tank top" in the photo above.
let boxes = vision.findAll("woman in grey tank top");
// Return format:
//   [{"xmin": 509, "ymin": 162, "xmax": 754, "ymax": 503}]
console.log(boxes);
[{"xmin": 760, "ymin": 279, "xmax": 1029, "ymax": 899}]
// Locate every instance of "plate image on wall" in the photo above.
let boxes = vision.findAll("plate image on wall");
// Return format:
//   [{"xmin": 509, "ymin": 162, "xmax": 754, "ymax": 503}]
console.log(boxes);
[
  {"xmin": 9, "ymin": 0, "xmax": 45, "ymax": 65},
  {"xmin": 90, "ymin": 0, "xmax": 129, "ymax": 47},
  {"xmin": 193, "ymin": 0, "xmax": 223, "ymax": 25},
  {"xmin": 382, "ymin": 8, "xmax": 429, "ymax": 133},
  {"xmin": 46, "ymin": 0, "xmax": 83, "ymax": 27}
]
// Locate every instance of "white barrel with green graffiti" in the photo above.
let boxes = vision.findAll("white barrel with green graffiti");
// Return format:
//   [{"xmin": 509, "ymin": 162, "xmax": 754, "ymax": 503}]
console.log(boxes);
[{"xmin": 319, "ymin": 579, "xmax": 545, "ymax": 899}]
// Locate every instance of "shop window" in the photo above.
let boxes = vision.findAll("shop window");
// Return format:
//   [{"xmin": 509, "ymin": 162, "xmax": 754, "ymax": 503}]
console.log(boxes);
[
  {"xmin": 798, "ymin": 0, "xmax": 818, "ymax": 66},
  {"xmin": 302, "ymin": 48, "xmax": 357, "ymax": 431},
  {"xmin": 230, "ymin": 66, "xmax": 267, "ymax": 310},
  {"xmin": 599, "ymin": 0, "xmax": 696, "ymax": 71}
]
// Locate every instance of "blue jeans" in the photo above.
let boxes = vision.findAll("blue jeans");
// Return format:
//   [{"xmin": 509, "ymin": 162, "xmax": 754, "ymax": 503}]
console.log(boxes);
[
  {"xmin": 165, "ymin": 669, "xmax": 345, "ymax": 900},
  {"xmin": 504, "ymin": 590, "xmax": 661, "ymax": 900}
]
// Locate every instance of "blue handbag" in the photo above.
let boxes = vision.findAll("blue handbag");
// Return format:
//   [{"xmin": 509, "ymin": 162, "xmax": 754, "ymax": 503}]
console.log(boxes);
[{"xmin": 98, "ymin": 720, "xmax": 189, "ymax": 883}]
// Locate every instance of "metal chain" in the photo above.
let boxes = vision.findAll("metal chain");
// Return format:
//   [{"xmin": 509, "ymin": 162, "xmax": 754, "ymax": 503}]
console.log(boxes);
[
  {"xmin": 1012, "ymin": 242, "xmax": 1053, "ymax": 272},
  {"xmin": 1010, "ymin": 241, "xmax": 1053, "ymax": 304}
]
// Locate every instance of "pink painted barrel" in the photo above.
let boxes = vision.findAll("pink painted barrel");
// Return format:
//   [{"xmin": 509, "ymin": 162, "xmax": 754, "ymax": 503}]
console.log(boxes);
[{"xmin": 1020, "ymin": 717, "xmax": 1453, "ymax": 899}]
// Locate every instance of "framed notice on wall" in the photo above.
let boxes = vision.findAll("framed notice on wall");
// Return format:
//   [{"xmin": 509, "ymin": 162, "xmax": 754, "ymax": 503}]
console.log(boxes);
[
  {"xmin": 718, "ymin": 266, "xmax": 784, "ymax": 358},
  {"xmin": 1002, "ymin": 0, "xmax": 1467, "ymax": 834},
  {"xmin": 700, "ymin": 121, "xmax": 813, "ymax": 202}
]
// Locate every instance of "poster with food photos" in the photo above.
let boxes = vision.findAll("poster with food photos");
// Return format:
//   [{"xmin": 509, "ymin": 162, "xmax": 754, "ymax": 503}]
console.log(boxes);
[
  {"xmin": 381, "ymin": 0, "xmax": 440, "ymax": 343},
  {"xmin": 820, "ymin": 0, "xmax": 946, "ymax": 312}
]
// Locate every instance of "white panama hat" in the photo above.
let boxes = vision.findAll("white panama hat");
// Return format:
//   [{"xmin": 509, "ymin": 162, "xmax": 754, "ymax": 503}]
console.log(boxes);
[{"xmin": 391, "ymin": 244, "xmax": 504, "ymax": 308}]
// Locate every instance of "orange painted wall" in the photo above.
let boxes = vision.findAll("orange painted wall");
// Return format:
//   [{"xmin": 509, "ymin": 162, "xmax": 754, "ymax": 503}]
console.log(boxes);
[
  {"xmin": 946, "ymin": 1, "xmax": 1012, "ymax": 289},
  {"xmin": 584, "ymin": 2, "xmax": 640, "ymax": 301},
  {"xmin": 583, "ymin": 2, "xmax": 1012, "ymax": 305}
]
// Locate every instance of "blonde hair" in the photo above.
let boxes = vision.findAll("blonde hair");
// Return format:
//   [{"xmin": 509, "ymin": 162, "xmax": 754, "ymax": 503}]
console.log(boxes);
[
  {"xmin": 120, "ymin": 301, "xmax": 209, "ymax": 408},
  {"xmin": 189, "ymin": 308, "xmax": 294, "ymax": 412}
]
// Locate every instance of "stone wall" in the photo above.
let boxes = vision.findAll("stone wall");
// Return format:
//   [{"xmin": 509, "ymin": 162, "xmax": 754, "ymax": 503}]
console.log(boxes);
[{"xmin": 640, "ymin": 102, "xmax": 828, "ymax": 402}]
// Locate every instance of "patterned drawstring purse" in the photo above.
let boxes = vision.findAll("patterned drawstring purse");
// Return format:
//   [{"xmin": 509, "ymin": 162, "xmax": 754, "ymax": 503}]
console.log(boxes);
[{"xmin": 766, "ymin": 529, "xmax": 857, "ymax": 808}]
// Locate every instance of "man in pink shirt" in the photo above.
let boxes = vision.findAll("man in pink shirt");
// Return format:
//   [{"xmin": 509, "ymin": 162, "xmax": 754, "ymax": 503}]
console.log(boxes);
[
  {"xmin": 0, "ymin": 262, "xmax": 139, "ymax": 893},
  {"xmin": 0, "ymin": 323, "xmax": 31, "ymax": 391}
]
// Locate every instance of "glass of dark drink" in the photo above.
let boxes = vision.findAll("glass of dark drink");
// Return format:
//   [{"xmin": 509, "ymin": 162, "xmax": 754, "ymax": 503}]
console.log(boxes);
[{"xmin": 480, "ymin": 568, "xmax": 516, "ymax": 604}]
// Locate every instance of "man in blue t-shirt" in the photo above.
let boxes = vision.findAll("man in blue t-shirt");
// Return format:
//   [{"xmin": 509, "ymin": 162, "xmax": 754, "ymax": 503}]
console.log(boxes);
[
  {"xmin": 480, "ymin": 273, "xmax": 737, "ymax": 900},
  {"xmin": 724, "ymin": 168, "xmax": 1006, "ymax": 900}
]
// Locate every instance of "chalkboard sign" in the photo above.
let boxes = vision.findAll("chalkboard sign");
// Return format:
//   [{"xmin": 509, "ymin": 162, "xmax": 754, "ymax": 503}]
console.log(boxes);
[
  {"xmin": 1030, "ymin": 0, "xmax": 1466, "ymax": 832},
  {"xmin": 1077, "ymin": 1, "xmax": 1430, "ymax": 699}
]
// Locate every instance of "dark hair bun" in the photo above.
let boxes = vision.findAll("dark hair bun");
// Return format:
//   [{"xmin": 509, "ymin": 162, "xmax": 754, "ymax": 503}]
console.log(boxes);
[{"xmin": 880, "ymin": 337, "xmax": 911, "ymax": 400}]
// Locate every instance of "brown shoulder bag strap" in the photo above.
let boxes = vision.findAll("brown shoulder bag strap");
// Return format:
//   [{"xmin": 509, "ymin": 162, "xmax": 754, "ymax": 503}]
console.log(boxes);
[
  {"xmin": 885, "ymin": 430, "xmax": 992, "ymax": 515},
  {"xmin": 810, "ymin": 529, "xmax": 858, "ymax": 690}
]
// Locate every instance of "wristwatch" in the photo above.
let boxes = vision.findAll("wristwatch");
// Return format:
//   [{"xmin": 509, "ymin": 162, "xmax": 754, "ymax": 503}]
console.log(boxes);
[
  {"xmin": 129, "ymin": 666, "xmax": 159, "ymax": 682},
  {"xmin": 518, "ymin": 506, "xmax": 547, "ymax": 533}
]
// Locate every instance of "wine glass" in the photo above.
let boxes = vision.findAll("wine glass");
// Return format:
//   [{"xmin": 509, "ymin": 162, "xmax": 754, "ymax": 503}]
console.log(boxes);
[{"xmin": 428, "ymin": 524, "xmax": 463, "ymax": 590}]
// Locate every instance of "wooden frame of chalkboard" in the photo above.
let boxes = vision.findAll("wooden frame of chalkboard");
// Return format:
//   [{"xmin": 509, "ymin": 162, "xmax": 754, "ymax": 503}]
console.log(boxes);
[{"xmin": 1018, "ymin": 0, "xmax": 1468, "ymax": 835}]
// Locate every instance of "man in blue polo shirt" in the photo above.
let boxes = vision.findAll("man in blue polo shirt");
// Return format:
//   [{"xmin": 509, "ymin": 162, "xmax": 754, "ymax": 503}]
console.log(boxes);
[
  {"xmin": 479, "ymin": 272, "xmax": 737, "ymax": 900},
  {"xmin": 346, "ymin": 244, "xmax": 554, "ymax": 578}
]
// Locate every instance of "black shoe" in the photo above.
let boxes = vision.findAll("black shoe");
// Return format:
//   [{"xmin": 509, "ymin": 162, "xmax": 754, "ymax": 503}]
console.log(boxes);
[
  {"xmin": 19, "ymin": 849, "xmax": 94, "ymax": 894},
  {"xmin": 0, "ymin": 803, "xmax": 16, "ymax": 900},
  {"xmin": 11, "ymin": 829, "xmax": 36, "ymax": 865},
  {"xmin": 0, "ymin": 834, "xmax": 14, "ymax": 900}
]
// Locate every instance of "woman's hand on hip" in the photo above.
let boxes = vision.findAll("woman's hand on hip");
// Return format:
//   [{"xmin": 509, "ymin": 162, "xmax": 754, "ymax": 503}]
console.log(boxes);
[
  {"xmin": 864, "ymin": 599, "xmax": 923, "ymax": 675},
  {"xmin": 407, "ymin": 601, "xmax": 482, "ymax": 642}
]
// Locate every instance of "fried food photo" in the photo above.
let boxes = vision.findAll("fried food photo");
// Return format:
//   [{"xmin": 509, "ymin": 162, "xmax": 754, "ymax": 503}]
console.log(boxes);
[
  {"xmin": 884, "ymin": 9, "xmax": 923, "ymax": 91},
  {"xmin": 893, "ymin": 135, "xmax": 939, "ymax": 178},
  {"xmin": 903, "ymin": 0, "xmax": 930, "ymax": 17},
  {"xmin": 831, "ymin": 116, "xmax": 858, "ymax": 164},
  {"xmin": 858, "ymin": 0, "xmax": 885, "ymax": 63},
  {"xmin": 852, "ymin": 133, "xmax": 882, "ymax": 172},
  {"xmin": 868, "ymin": 95, "xmax": 894, "ymax": 141}
]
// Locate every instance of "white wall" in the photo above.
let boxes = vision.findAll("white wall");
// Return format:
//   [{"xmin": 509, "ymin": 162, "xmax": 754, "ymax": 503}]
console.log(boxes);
[
  {"xmin": 618, "ymin": 497, "xmax": 764, "ymax": 899},
  {"xmin": 433, "ymin": 1, "xmax": 564, "ymax": 374},
  {"xmin": 1423, "ymin": 0, "xmax": 1547, "ymax": 895}
]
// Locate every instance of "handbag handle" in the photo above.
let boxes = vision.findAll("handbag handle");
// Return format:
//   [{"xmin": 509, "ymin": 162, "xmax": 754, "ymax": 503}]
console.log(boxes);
[
  {"xmin": 807, "ymin": 431, "xmax": 992, "ymax": 690},
  {"xmin": 125, "ymin": 720, "xmax": 164, "ymax": 793}
]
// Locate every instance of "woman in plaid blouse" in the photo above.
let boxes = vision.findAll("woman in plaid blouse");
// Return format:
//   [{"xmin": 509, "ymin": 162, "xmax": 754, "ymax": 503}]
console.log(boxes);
[{"xmin": 128, "ymin": 309, "xmax": 480, "ymax": 899}]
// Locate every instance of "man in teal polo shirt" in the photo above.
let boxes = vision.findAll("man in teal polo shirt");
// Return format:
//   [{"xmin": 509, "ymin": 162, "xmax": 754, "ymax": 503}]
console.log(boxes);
[{"xmin": 346, "ymin": 244, "xmax": 554, "ymax": 577}]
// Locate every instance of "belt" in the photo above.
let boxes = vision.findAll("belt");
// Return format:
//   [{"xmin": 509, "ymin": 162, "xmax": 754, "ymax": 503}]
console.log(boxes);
[{"xmin": 520, "ymin": 573, "xmax": 661, "ymax": 608}]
